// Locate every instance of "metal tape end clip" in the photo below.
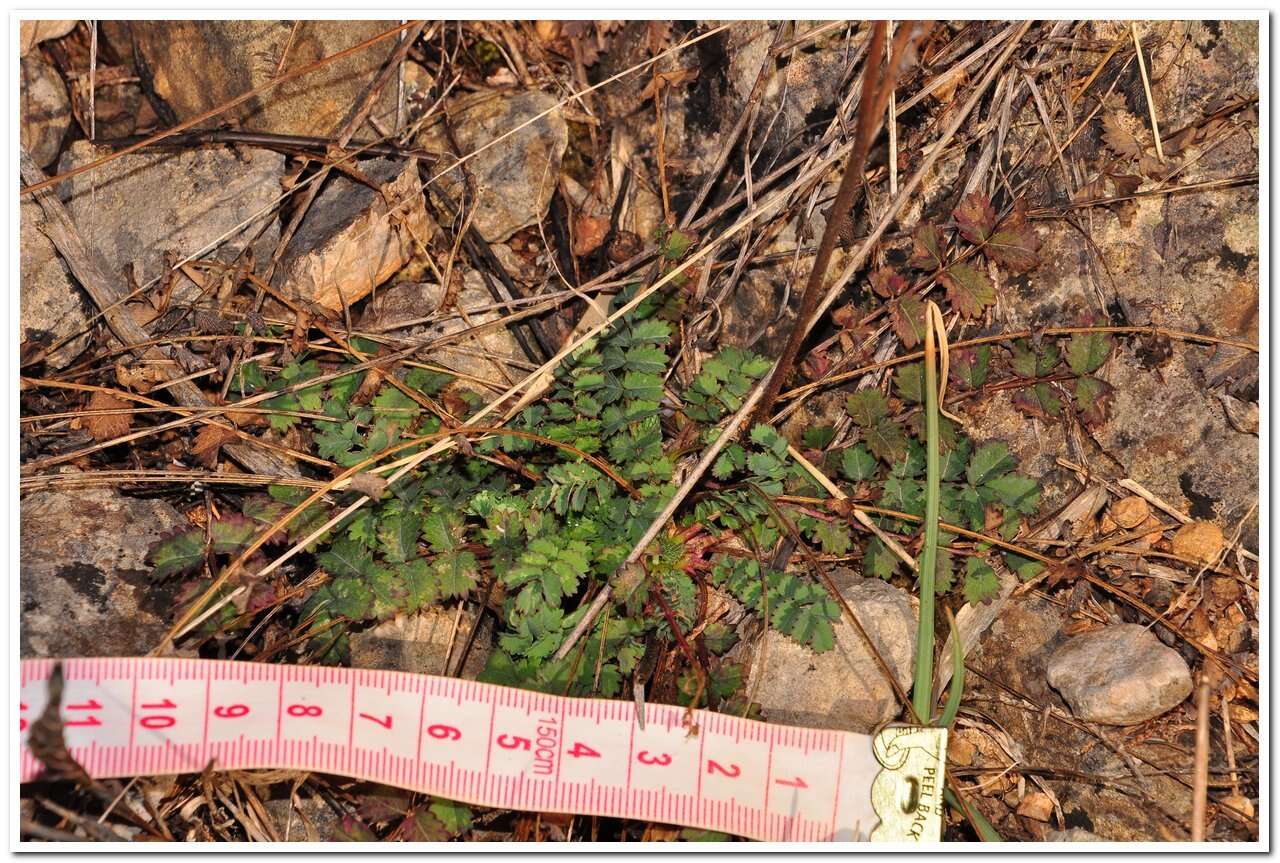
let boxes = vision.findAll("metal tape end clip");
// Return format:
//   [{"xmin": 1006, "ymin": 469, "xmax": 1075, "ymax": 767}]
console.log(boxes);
[{"xmin": 869, "ymin": 725, "xmax": 948, "ymax": 843}]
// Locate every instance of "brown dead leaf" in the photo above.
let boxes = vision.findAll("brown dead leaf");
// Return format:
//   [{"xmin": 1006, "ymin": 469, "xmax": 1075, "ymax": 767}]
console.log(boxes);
[
  {"xmin": 1016, "ymin": 791, "xmax": 1054, "ymax": 822},
  {"xmin": 190, "ymin": 424, "xmax": 239, "ymax": 468},
  {"xmin": 1101, "ymin": 113, "xmax": 1144, "ymax": 159},
  {"xmin": 639, "ymin": 66, "xmax": 700, "ymax": 102},
  {"xmin": 572, "ymin": 213, "xmax": 610, "ymax": 257},
  {"xmin": 84, "ymin": 390, "xmax": 133, "ymax": 442},
  {"xmin": 1046, "ymin": 560, "xmax": 1087, "ymax": 589}
]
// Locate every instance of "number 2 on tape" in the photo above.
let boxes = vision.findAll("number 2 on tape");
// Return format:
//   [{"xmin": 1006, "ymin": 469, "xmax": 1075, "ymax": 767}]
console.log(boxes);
[{"xmin": 17, "ymin": 658, "xmax": 946, "ymax": 842}]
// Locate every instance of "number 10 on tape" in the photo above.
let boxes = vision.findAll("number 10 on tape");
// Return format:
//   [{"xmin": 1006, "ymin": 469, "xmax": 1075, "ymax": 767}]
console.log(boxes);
[{"xmin": 18, "ymin": 658, "xmax": 946, "ymax": 842}]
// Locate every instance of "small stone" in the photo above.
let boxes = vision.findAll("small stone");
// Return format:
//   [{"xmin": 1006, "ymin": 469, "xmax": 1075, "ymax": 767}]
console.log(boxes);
[
  {"xmin": 421, "ymin": 90, "xmax": 568, "ymax": 242},
  {"xmin": 746, "ymin": 574, "xmax": 916, "ymax": 734},
  {"xmin": 349, "ymin": 607, "xmax": 491, "ymax": 679},
  {"xmin": 1110, "ymin": 496, "xmax": 1150, "ymax": 529},
  {"xmin": 1046, "ymin": 624, "xmax": 1193, "ymax": 725},
  {"xmin": 21, "ymin": 485, "xmax": 188, "ymax": 658},
  {"xmin": 1171, "ymin": 521, "xmax": 1226, "ymax": 565},
  {"xmin": 21, "ymin": 200, "xmax": 92, "ymax": 369},
  {"xmin": 20, "ymin": 53, "xmax": 71, "ymax": 168},
  {"xmin": 1016, "ymin": 791, "xmax": 1055, "ymax": 822},
  {"xmin": 274, "ymin": 158, "xmax": 432, "ymax": 314},
  {"xmin": 57, "ymin": 142, "xmax": 284, "ymax": 306}
]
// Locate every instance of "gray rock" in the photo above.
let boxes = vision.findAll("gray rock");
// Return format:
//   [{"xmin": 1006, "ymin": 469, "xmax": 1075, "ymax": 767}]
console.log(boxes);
[
  {"xmin": 1046, "ymin": 624, "xmax": 1193, "ymax": 726},
  {"xmin": 21, "ymin": 199, "xmax": 92, "ymax": 369},
  {"xmin": 422, "ymin": 90, "xmax": 568, "ymax": 242},
  {"xmin": 350, "ymin": 606, "xmax": 491, "ymax": 679},
  {"xmin": 57, "ymin": 141, "xmax": 284, "ymax": 306},
  {"xmin": 274, "ymin": 157, "xmax": 432, "ymax": 313},
  {"xmin": 129, "ymin": 21, "xmax": 400, "ymax": 139},
  {"xmin": 20, "ymin": 53, "xmax": 71, "ymax": 168},
  {"xmin": 747, "ymin": 574, "xmax": 916, "ymax": 734},
  {"xmin": 21, "ymin": 485, "xmax": 187, "ymax": 658}
]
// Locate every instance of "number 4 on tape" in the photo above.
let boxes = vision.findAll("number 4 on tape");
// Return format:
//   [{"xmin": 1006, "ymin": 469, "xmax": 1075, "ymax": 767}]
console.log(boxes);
[{"xmin": 18, "ymin": 658, "xmax": 946, "ymax": 842}]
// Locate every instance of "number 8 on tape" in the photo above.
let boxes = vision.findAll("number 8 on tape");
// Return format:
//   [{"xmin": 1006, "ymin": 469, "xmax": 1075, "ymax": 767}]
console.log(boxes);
[{"xmin": 18, "ymin": 658, "xmax": 946, "ymax": 842}]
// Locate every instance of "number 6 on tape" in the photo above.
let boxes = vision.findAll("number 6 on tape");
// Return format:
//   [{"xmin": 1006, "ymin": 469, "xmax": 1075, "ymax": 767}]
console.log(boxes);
[{"xmin": 18, "ymin": 658, "xmax": 946, "ymax": 842}]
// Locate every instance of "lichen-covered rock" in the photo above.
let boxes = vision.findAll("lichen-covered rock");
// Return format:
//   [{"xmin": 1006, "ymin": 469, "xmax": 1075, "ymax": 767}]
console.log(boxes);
[
  {"xmin": 1046, "ymin": 624, "xmax": 1193, "ymax": 726},
  {"xmin": 20, "ymin": 53, "xmax": 71, "ymax": 168},
  {"xmin": 273, "ymin": 157, "xmax": 432, "ymax": 313},
  {"xmin": 21, "ymin": 200, "xmax": 92, "ymax": 369},
  {"xmin": 57, "ymin": 141, "xmax": 284, "ymax": 306},
  {"xmin": 745, "ymin": 573, "xmax": 916, "ymax": 734},
  {"xmin": 21, "ymin": 485, "xmax": 187, "ymax": 658},
  {"xmin": 421, "ymin": 90, "xmax": 568, "ymax": 242},
  {"xmin": 129, "ymin": 20, "xmax": 400, "ymax": 139}
]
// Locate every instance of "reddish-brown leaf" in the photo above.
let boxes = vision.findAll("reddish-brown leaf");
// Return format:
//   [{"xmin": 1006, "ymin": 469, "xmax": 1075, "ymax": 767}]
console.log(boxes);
[
  {"xmin": 889, "ymin": 295, "xmax": 927, "ymax": 349},
  {"xmin": 869, "ymin": 266, "xmax": 907, "ymax": 298},
  {"xmin": 952, "ymin": 192, "xmax": 996, "ymax": 244},
  {"xmin": 190, "ymin": 424, "xmax": 239, "ymax": 468},
  {"xmin": 84, "ymin": 391, "xmax": 133, "ymax": 442},
  {"xmin": 984, "ymin": 200, "xmax": 1041, "ymax": 273},
  {"xmin": 908, "ymin": 223, "xmax": 947, "ymax": 270},
  {"xmin": 939, "ymin": 262, "xmax": 995, "ymax": 318}
]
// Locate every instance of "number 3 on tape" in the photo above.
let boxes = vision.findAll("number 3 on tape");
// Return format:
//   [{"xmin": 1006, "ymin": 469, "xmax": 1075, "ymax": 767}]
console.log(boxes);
[{"xmin": 18, "ymin": 658, "xmax": 946, "ymax": 842}]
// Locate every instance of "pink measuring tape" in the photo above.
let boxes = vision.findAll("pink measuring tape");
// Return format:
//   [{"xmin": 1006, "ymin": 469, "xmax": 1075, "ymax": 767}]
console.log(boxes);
[{"xmin": 18, "ymin": 658, "xmax": 946, "ymax": 842}]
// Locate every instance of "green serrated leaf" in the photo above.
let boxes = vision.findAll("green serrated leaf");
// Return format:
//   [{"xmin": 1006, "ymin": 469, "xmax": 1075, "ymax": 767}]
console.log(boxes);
[
  {"xmin": 962, "ymin": 557, "xmax": 1001, "ymax": 605},
  {"xmin": 841, "ymin": 444, "xmax": 879, "ymax": 481},
  {"xmin": 939, "ymin": 262, "xmax": 995, "ymax": 318},
  {"xmin": 950, "ymin": 346, "xmax": 991, "ymax": 389},
  {"xmin": 845, "ymin": 390, "xmax": 889, "ymax": 428},
  {"xmin": 428, "ymin": 799, "xmax": 473, "ymax": 835},
  {"xmin": 896, "ymin": 362, "xmax": 925, "ymax": 403},
  {"xmin": 864, "ymin": 419, "xmax": 908, "ymax": 464},
  {"xmin": 984, "ymin": 473, "xmax": 1040, "ymax": 515},
  {"xmin": 813, "ymin": 520, "xmax": 852, "ymax": 556},
  {"xmin": 966, "ymin": 442, "xmax": 1016, "ymax": 486},
  {"xmin": 802, "ymin": 425, "xmax": 836, "ymax": 450},
  {"xmin": 1066, "ymin": 331, "xmax": 1113, "ymax": 376}
]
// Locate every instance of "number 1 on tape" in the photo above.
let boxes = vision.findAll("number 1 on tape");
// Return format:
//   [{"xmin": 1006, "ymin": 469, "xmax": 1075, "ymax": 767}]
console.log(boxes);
[{"xmin": 18, "ymin": 658, "xmax": 946, "ymax": 842}]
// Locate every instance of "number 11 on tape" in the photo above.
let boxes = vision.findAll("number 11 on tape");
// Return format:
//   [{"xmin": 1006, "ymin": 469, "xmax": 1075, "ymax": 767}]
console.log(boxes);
[{"xmin": 18, "ymin": 658, "xmax": 946, "ymax": 842}]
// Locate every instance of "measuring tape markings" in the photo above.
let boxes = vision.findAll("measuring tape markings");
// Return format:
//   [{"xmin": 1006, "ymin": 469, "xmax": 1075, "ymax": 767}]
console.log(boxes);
[{"xmin": 19, "ymin": 658, "xmax": 919, "ymax": 841}]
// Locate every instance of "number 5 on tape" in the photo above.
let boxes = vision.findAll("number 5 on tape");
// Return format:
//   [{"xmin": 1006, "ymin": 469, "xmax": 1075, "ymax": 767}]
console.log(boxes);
[{"xmin": 18, "ymin": 658, "xmax": 946, "ymax": 842}]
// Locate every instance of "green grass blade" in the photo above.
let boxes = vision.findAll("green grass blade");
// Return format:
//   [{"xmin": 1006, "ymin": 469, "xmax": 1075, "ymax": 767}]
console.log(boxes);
[
  {"xmin": 938, "ymin": 608, "xmax": 965, "ymax": 728},
  {"xmin": 911, "ymin": 306, "xmax": 942, "ymax": 722},
  {"xmin": 945, "ymin": 787, "xmax": 1004, "ymax": 841}
]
